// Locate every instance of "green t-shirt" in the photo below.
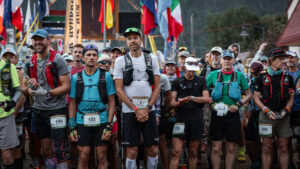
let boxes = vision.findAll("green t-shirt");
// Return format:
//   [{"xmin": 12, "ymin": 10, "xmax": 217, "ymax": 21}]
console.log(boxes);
[
  {"xmin": 206, "ymin": 70, "xmax": 249, "ymax": 106},
  {"xmin": 0, "ymin": 59, "xmax": 20, "ymax": 118}
]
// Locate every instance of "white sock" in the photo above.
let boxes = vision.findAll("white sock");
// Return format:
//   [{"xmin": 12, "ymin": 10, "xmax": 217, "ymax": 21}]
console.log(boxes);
[
  {"xmin": 126, "ymin": 158, "xmax": 137, "ymax": 169},
  {"xmin": 147, "ymin": 156, "xmax": 158, "ymax": 169}
]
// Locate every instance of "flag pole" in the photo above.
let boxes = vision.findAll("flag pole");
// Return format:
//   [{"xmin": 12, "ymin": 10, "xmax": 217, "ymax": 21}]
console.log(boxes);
[
  {"xmin": 17, "ymin": 13, "xmax": 39, "ymax": 52},
  {"xmin": 103, "ymin": 0, "xmax": 107, "ymax": 48}
]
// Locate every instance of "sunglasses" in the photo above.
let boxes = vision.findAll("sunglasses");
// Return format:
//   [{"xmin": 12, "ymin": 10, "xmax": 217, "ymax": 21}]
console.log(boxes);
[
  {"xmin": 125, "ymin": 27, "xmax": 139, "ymax": 33},
  {"xmin": 179, "ymin": 46, "xmax": 187, "ymax": 51},
  {"xmin": 186, "ymin": 62, "xmax": 198, "ymax": 66},
  {"xmin": 99, "ymin": 60, "xmax": 112, "ymax": 65},
  {"xmin": 85, "ymin": 44, "xmax": 98, "ymax": 51}
]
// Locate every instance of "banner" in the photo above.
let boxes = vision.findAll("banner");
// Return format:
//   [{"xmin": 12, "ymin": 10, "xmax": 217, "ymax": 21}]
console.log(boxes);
[{"xmin": 64, "ymin": 0, "xmax": 82, "ymax": 53}]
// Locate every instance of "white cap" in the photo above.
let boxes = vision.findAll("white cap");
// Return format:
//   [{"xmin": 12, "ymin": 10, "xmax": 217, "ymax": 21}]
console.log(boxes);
[
  {"xmin": 184, "ymin": 57, "xmax": 199, "ymax": 71},
  {"xmin": 97, "ymin": 53, "xmax": 111, "ymax": 63},
  {"xmin": 286, "ymin": 50, "xmax": 299, "ymax": 58},
  {"xmin": 210, "ymin": 46, "xmax": 222, "ymax": 54},
  {"xmin": 64, "ymin": 55, "xmax": 74, "ymax": 61}
]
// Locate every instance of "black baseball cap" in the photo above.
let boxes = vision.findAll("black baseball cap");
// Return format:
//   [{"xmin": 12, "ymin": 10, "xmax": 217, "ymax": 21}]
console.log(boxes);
[
  {"xmin": 111, "ymin": 47, "xmax": 122, "ymax": 53},
  {"xmin": 268, "ymin": 48, "xmax": 288, "ymax": 58}
]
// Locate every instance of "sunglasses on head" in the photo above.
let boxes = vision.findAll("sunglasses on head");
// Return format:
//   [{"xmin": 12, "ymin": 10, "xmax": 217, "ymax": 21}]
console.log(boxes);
[
  {"xmin": 85, "ymin": 44, "xmax": 98, "ymax": 51},
  {"xmin": 125, "ymin": 27, "xmax": 139, "ymax": 33},
  {"xmin": 99, "ymin": 60, "xmax": 112, "ymax": 65},
  {"xmin": 186, "ymin": 62, "xmax": 198, "ymax": 66}
]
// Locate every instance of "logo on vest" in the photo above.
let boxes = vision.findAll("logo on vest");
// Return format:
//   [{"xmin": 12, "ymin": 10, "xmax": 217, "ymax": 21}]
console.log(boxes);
[
  {"xmin": 264, "ymin": 77, "xmax": 270, "ymax": 83},
  {"xmin": 284, "ymin": 76, "xmax": 289, "ymax": 83}
]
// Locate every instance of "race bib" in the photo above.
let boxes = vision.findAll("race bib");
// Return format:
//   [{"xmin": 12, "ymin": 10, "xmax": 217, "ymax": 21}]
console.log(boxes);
[
  {"xmin": 50, "ymin": 115, "xmax": 67, "ymax": 129},
  {"xmin": 172, "ymin": 123, "xmax": 185, "ymax": 135},
  {"xmin": 294, "ymin": 126, "xmax": 300, "ymax": 136},
  {"xmin": 132, "ymin": 96, "xmax": 149, "ymax": 109},
  {"xmin": 259, "ymin": 123, "xmax": 272, "ymax": 136},
  {"xmin": 16, "ymin": 124, "xmax": 23, "ymax": 136},
  {"xmin": 84, "ymin": 113, "xmax": 101, "ymax": 127},
  {"xmin": 214, "ymin": 103, "xmax": 228, "ymax": 117}
]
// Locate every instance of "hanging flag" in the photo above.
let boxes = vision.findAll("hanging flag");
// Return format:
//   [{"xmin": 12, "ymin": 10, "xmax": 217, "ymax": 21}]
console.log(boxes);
[
  {"xmin": 38, "ymin": 0, "xmax": 49, "ymax": 21},
  {"xmin": 11, "ymin": 0, "xmax": 23, "ymax": 31},
  {"xmin": 157, "ymin": 0, "xmax": 171, "ymax": 40},
  {"xmin": 24, "ymin": 0, "xmax": 31, "ymax": 32},
  {"xmin": 168, "ymin": 0, "xmax": 183, "ymax": 40},
  {"xmin": 98, "ymin": 0, "xmax": 114, "ymax": 33},
  {"xmin": 0, "ymin": 0, "xmax": 4, "ymax": 34},
  {"xmin": 57, "ymin": 39, "xmax": 63, "ymax": 54},
  {"xmin": 141, "ymin": 0, "xmax": 157, "ymax": 35}
]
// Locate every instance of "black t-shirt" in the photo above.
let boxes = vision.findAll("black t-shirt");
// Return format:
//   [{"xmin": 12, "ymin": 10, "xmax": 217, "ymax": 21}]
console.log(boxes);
[
  {"xmin": 254, "ymin": 73, "xmax": 295, "ymax": 112},
  {"xmin": 171, "ymin": 75, "xmax": 208, "ymax": 121}
]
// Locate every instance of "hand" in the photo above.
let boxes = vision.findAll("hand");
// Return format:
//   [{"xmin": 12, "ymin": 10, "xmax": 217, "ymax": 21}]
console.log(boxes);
[
  {"xmin": 267, "ymin": 111, "xmax": 276, "ymax": 120},
  {"xmin": 4, "ymin": 100, "xmax": 16, "ymax": 112},
  {"xmin": 229, "ymin": 105, "xmax": 238, "ymax": 112},
  {"xmin": 281, "ymin": 108, "xmax": 289, "ymax": 118},
  {"xmin": 156, "ymin": 116, "xmax": 160, "ymax": 126},
  {"xmin": 102, "ymin": 124, "xmax": 112, "ymax": 140},
  {"xmin": 208, "ymin": 97, "xmax": 212, "ymax": 104},
  {"xmin": 28, "ymin": 88, "xmax": 34, "ymax": 96},
  {"xmin": 27, "ymin": 78, "xmax": 39, "ymax": 90},
  {"xmin": 140, "ymin": 109, "xmax": 149, "ymax": 122},
  {"xmin": 70, "ymin": 130, "xmax": 78, "ymax": 142},
  {"xmin": 135, "ymin": 109, "xmax": 148, "ymax": 122},
  {"xmin": 259, "ymin": 42, "xmax": 268, "ymax": 51}
]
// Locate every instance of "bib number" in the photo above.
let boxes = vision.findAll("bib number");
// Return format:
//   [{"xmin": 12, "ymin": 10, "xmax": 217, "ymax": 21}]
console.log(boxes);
[
  {"xmin": 16, "ymin": 124, "xmax": 23, "ymax": 136},
  {"xmin": 50, "ymin": 115, "xmax": 67, "ymax": 129},
  {"xmin": 294, "ymin": 126, "xmax": 300, "ymax": 136},
  {"xmin": 132, "ymin": 96, "xmax": 149, "ymax": 109},
  {"xmin": 259, "ymin": 123, "xmax": 272, "ymax": 136},
  {"xmin": 172, "ymin": 123, "xmax": 185, "ymax": 135},
  {"xmin": 84, "ymin": 113, "xmax": 100, "ymax": 127}
]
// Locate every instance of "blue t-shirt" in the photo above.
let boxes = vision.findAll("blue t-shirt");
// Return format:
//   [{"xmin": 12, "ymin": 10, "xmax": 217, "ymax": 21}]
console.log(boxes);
[
  {"xmin": 288, "ymin": 70, "xmax": 300, "ymax": 111},
  {"xmin": 69, "ymin": 69, "xmax": 116, "ymax": 124}
]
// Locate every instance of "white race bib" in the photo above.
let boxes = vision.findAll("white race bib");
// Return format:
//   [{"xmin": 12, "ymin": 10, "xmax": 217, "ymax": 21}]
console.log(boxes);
[
  {"xmin": 259, "ymin": 123, "xmax": 272, "ymax": 136},
  {"xmin": 16, "ymin": 124, "xmax": 23, "ymax": 136},
  {"xmin": 50, "ymin": 115, "xmax": 67, "ymax": 129},
  {"xmin": 172, "ymin": 123, "xmax": 185, "ymax": 135},
  {"xmin": 132, "ymin": 96, "xmax": 149, "ymax": 109},
  {"xmin": 84, "ymin": 113, "xmax": 101, "ymax": 127},
  {"xmin": 214, "ymin": 103, "xmax": 228, "ymax": 117},
  {"xmin": 294, "ymin": 126, "xmax": 300, "ymax": 136}
]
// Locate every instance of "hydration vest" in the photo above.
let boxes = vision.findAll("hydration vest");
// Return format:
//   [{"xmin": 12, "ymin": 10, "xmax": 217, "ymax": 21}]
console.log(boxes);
[
  {"xmin": 177, "ymin": 76, "xmax": 203, "ymax": 98},
  {"xmin": 75, "ymin": 68, "xmax": 108, "ymax": 104},
  {"xmin": 123, "ymin": 52, "xmax": 154, "ymax": 86},
  {"xmin": 211, "ymin": 70, "xmax": 242, "ymax": 101},
  {"xmin": 261, "ymin": 72, "xmax": 289, "ymax": 103},
  {"xmin": 0, "ymin": 60, "xmax": 14, "ymax": 97},
  {"xmin": 27, "ymin": 50, "xmax": 61, "ymax": 89}
]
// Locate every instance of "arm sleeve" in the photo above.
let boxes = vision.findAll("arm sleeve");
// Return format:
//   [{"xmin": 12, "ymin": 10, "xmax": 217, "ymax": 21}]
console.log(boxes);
[
  {"xmin": 69, "ymin": 74, "xmax": 77, "ymax": 98},
  {"xmin": 113, "ymin": 57, "xmax": 124, "ymax": 80},
  {"xmin": 54, "ymin": 54, "xmax": 70, "ymax": 76},
  {"xmin": 254, "ymin": 75, "xmax": 263, "ymax": 92},
  {"xmin": 250, "ymin": 50, "xmax": 264, "ymax": 65},
  {"xmin": 151, "ymin": 54, "xmax": 160, "ymax": 75},
  {"xmin": 105, "ymin": 72, "xmax": 116, "ymax": 96},
  {"xmin": 12, "ymin": 87, "xmax": 21, "ymax": 103}
]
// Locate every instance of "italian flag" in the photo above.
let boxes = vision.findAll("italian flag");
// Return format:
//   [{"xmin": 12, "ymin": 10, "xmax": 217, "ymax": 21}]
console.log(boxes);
[{"xmin": 168, "ymin": 0, "xmax": 183, "ymax": 40}]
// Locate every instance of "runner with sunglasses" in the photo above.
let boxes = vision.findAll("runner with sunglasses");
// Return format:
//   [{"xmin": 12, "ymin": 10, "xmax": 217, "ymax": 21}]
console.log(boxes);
[
  {"xmin": 98, "ymin": 54, "xmax": 112, "ymax": 72},
  {"xmin": 68, "ymin": 44, "xmax": 116, "ymax": 169},
  {"xmin": 113, "ymin": 27, "xmax": 161, "ymax": 169},
  {"xmin": 169, "ymin": 57, "xmax": 211, "ymax": 169}
]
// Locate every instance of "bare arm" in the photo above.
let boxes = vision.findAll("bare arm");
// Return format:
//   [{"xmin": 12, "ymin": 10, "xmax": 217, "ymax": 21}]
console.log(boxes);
[
  {"xmin": 148, "ymin": 75, "xmax": 161, "ymax": 107},
  {"xmin": 68, "ymin": 98, "xmax": 76, "ymax": 118},
  {"xmin": 253, "ymin": 91, "xmax": 265, "ymax": 111},
  {"xmin": 240, "ymin": 89, "xmax": 252, "ymax": 104},
  {"xmin": 191, "ymin": 90, "xmax": 211, "ymax": 104},
  {"xmin": 286, "ymin": 92, "xmax": 294, "ymax": 110},
  {"xmin": 49, "ymin": 74, "xmax": 70, "ymax": 96},
  {"xmin": 107, "ymin": 95, "xmax": 115, "ymax": 123},
  {"xmin": 169, "ymin": 91, "xmax": 178, "ymax": 107},
  {"xmin": 114, "ymin": 79, "xmax": 136, "ymax": 110}
]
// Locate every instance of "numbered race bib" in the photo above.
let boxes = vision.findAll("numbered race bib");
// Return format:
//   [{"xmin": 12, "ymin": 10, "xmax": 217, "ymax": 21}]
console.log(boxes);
[
  {"xmin": 294, "ymin": 126, "xmax": 300, "ymax": 136},
  {"xmin": 259, "ymin": 123, "xmax": 272, "ymax": 136},
  {"xmin": 172, "ymin": 123, "xmax": 185, "ymax": 135},
  {"xmin": 50, "ymin": 115, "xmax": 67, "ymax": 129},
  {"xmin": 84, "ymin": 113, "xmax": 101, "ymax": 127},
  {"xmin": 16, "ymin": 124, "xmax": 23, "ymax": 136},
  {"xmin": 132, "ymin": 96, "xmax": 149, "ymax": 109}
]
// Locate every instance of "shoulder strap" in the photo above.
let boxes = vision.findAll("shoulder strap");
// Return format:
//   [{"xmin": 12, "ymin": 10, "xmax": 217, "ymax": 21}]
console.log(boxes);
[
  {"xmin": 75, "ymin": 72, "xmax": 84, "ymax": 104},
  {"xmin": 98, "ymin": 68, "xmax": 108, "ymax": 104},
  {"xmin": 124, "ymin": 53, "xmax": 133, "ymax": 69},
  {"xmin": 230, "ymin": 71, "xmax": 238, "ymax": 82},
  {"xmin": 144, "ymin": 52, "xmax": 152, "ymax": 69},
  {"xmin": 216, "ymin": 70, "xmax": 223, "ymax": 82},
  {"xmin": 48, "ymin": 50, "xmax": 60, "ymax": 87}
]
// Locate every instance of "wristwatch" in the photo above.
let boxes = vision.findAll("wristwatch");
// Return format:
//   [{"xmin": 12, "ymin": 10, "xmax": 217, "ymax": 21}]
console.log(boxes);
[{"xmin": 191, "ymin": 96, "xmax": 195, "ymax": 100}]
